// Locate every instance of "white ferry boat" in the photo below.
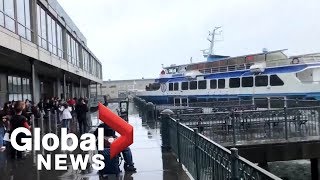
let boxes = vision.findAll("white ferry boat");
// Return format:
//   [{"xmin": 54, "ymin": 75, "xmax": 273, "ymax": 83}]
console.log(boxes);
[{"xmin": 136, "ymin": 28, "xmax": 320, "ymax": 106}]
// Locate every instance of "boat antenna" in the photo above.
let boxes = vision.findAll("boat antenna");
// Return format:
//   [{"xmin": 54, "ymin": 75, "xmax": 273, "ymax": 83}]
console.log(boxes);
[{"xmin": 207, "ymin": 26, "xmax": 222, "ymax": 55}]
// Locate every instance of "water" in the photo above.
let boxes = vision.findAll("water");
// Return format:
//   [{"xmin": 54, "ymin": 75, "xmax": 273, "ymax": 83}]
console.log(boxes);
[{"xmin": 269, "ymin": 160, "xmax": 311, "ymax": 180}]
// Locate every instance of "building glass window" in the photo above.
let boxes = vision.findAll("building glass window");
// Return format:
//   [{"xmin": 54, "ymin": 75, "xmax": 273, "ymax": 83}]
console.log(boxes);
[
  {"xmin": 181, "ymin": 82, "xmax": 188, "ymax": 90},
  {"xmin": 198, "ymin": 80, "xmax": 207, "ymax": 89},
  {"xmin": 40, "ymin": 7, "xmax": 47, "ymax": 49},
  {"xmin": 67, "ymin": 33, "xmax": 80, "ymax": 66},
  {"xmin": 67, "ymin": 33, "xmax": 72, "ymax": 62},
  {"xmin": 229, "ymin": 78, "xmax": 240, "ymax": 88},
  {"xmin": 47, "ymin": 14, "xmax": 52, "ymax": 52},
  {"xmin": 270, "ymin": 75, "xmax": 284, "ymax": 86},
  {"xmin": 36, "ymin": 5, "xmax": 41, "ymax": 45},
  {"xmin": 89, "ymin": 56, "xmax": 93, "ymax": 74},
  {"xmin": 0, "ymin": 0, "xmax": 4, "ymax": 26},
  {"xmin": 174, "ymin": 83, "xmax": 179, "ymax": 91},
  {"xmin": 0, "ymin": 0, "xmax": 31, "ymax": 39},
  {"xmin": 8, "ymin": 76, "xmax": 31, "ymax": 101},
  {"xmin": 218, "ymin": 79, "xmax": 225, "ymax": 89},
  {"xmin": 189, "ymin": 81, "xmax": 197, "ymax": 90},
  {"xmin": 255, "ymin": 75, "xmax": 268, "ymax": 87},
  {"xmin": 4, "ymin": 0, "xmax": 15, "ymax": 32},
  {"xmin": 242, "ymin": 77, "xmax": 253, "ymax": 87},
  {"xmin": 25, "ymin": 0, "xmax": 31, "ymax": 40},
  {"xmin": 57, "ymin": 24, "xmax": 63, "ymax": 58},
  {"xmin": 82, "ymin": 49, "xmax": 90, "ymax": 71},
  {"xmin": 210, "ymin": 79, "xmax": 217, "ymax": 89},
  {"xmin": 51, "ymin": 18, "xmax": 57, "ymax": 55},
  {"xmin": 17, "ymin": 0, "xmax": 31, "ymax": 40}
]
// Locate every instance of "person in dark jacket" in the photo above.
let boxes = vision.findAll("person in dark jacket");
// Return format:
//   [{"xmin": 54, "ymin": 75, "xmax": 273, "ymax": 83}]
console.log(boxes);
[
  {"xmin": 76, "ymin": 98, "xmax": 89, "ymax": 134},
  {"xmin": 37, "ymin": 99, "xmax": 44, "ymax": 112},
  {"xmin": 9, "ymin": 101, "xmax": 31, "ymax": 159},
  {"xmin": 94, "ymin": 123, "xmax": 136, "ymax": 172}
]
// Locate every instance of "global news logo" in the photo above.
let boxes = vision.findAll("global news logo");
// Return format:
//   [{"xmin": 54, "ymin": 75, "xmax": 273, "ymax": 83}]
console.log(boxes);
[{"xmin": 10, "ymin": 103, "xmax": 133, "ymax": 171}]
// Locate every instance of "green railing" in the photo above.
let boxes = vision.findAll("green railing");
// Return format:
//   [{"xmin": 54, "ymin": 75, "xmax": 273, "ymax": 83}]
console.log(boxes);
[
  {"xmin": 163, "ymin": 115, "xmax": 281, "ymax": 180},
  {"xmin": 133, "ymin": 97, "xmax": 281, "ymax": 180}
]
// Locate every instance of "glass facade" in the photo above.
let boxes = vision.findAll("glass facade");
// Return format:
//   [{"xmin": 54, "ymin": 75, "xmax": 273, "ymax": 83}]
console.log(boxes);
[
  {"xmin": 82, "ymin": 49, "xmax": 90, "ymax": 72},
  {"xmin": 17, "ymin": 0, "xmax": 31, "ymax": 40},
  {"xmin": 0, "ymin": 0, "xmax": 31, "ymax": 40},
  {"xmin": 1, "ymin": 1, "xmax": 102, "ymax": 80},
  {"xmin": 8, "ymin": 76, "xmax": 31, "ymax": 101},
  {"xmin": 57, "ymin": 24, "xmax": 63, "ymax": 58},
  {"xmin": 67, "ymin": 33, "xmax": 80, "ymax": 66}
]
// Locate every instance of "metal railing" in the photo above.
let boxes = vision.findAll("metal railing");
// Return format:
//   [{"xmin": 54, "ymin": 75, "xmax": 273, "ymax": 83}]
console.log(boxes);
[
  {"xmin": 133, "ymin": 97, "xmax": 281, "ymax": 180},
  {"xmin": 165, "ymin": 118, "xmax": 280, "ymax": 180},
  {"xmin": 176, "ymin": 106, "xmax": 320, "ymax": 146}
]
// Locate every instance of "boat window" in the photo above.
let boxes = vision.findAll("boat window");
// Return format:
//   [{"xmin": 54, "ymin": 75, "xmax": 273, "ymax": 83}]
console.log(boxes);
[
  {"xmin": 182, "ymin": 82, "xmax": 188, "ymax": 90},
  {"xmin": 229, "ymin": 78, "xmax": 240, "ymax": 88},
  {"xmin": 146, "ymin": 83, "xmax": 160, "ymax": 91},
  {"xmin": 189, "ymin": 81, "xmax": 197, "ymax": 90},
  {"xmin": 255, "ymin": 75, "xmax": 268, "ymax": 87},
  {"xmin": 210, "ymin": 79, "xmax": 217, "ymax": 89},
  {"xmin": 270, "ymin": 75, "xmax": 284, "ymax": 86},
  {"xmin": 218, "ymin": 79, "xmax": 225, "ymax": 89},
  {"xmin": 198, "ymin": 80, "xmax": 207, "ymax": 89},
  {"xmin": 174, "ymin": 82, "xmax": 179, "ymax": 91},
  {"xmin": 167, "ymin": 68, "xmax": 177, "ymax": 74},
  {"xmin": 242, "ymin": 77, "xmax": 253, "ymax": 87},
  {"xmin": 169, "ymin": 83, "xmax": 173, "ymax": 91}
]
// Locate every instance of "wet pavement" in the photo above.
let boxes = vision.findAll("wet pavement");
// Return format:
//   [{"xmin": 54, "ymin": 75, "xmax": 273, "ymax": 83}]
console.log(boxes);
[{"xmin": 0, "ymin": 103, "xmax": 192, "ymax": 180}]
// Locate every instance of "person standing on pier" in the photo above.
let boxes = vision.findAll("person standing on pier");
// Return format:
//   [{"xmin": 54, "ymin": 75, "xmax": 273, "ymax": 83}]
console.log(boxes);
[
  {"xmin": 9, "ymin": 101, "xmax": 31, "ymax": 159},
  {"xmin": 0, "ymin": 114, "xmax": 6, "ymax": 152},
  {"xmin": 59, "ymin": 103, "xmax": 72, "ymax": 133},
  {"xmin": 75, "ymin": 98, "xmax": 89, "ymax": 134}
]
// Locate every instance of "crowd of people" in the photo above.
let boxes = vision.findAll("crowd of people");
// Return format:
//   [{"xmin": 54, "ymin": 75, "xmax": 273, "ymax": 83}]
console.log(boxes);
[
  {"xmin": 0, "ymin": 97, "xmax": 90, "ymax": 155},
  {"xmin": 0, "ymin": 97, "xmax": 137, "ymax": 174}
]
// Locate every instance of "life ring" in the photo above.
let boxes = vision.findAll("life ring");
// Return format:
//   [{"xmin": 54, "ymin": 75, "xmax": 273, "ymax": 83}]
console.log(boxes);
[{"xmin": 291, "ymin": 58, "xmax": 300, "ymax": 64}]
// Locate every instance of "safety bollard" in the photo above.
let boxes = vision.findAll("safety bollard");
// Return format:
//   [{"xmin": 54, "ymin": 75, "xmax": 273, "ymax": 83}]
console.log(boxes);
[
  {"xmin": 160, "ymin": 109, "xmax": 174, "ymax": 151},
  {"xmin": 231, "ymin": 148, "xmax": 240, "ymax": 180}
]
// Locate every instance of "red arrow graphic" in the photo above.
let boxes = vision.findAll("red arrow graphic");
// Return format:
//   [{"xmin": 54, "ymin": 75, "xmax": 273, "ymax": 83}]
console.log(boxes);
[{"xmin": 98, "ymin": 103, "xmax": 133, "ymax": 159}]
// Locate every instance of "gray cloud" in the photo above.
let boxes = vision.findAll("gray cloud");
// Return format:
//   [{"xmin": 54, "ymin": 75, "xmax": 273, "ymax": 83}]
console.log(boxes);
[{"xmin": 57, "ymin": 0, "xmax": 320, "ymax": 80}]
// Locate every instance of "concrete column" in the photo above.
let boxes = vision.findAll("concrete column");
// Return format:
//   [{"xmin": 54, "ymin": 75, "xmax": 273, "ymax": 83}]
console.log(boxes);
[
  {"xmin": 30, "ymin": 0, "xmax": 38, "ymax": 44},
  {"xmin": 30, "ymin": 59, "xmax": 37, "ymax": 103},
  {"xmin": 100, "ymin": 84, "xmax": 102, "ymax": 96},
  {"xmin": 71, "ymin": 82, "xmax": 75, "ymax": 98},
  {"xmin": 311, "ymin": 158, "xmax": 320, "ymax": 180},
  {"xmin": 252, "ymin": 97, "xmax": 255, "ymax": 106},
  {"xmin": 53, "ymin": 81, "xmax": 56, "ymax": 97},
  {"xmin": 63, "ymin": 72, "xmax": 66, "ymax": 100},
  {"xmin": 79, "ymin": 78, "xmax": 82, "ymax": 98},
  {"xmin": 95, "ymin": 83, "xmax": 98, "ymax": 97},
  {"xmin": 56, "ymin": 78, "xmax": 61, "ymax": 99},
  {"xmin": 267, "ymin": 97, "xmax": 271, "ymax": 109},
  {"xmin": 87, "ymin": 81, "xmax": 91, "ymax": 99}
]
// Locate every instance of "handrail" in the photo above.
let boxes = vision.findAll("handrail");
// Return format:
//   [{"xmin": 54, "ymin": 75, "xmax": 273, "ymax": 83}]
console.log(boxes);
[{"xmin": 167, "ymin": 116, "xmax": 281, "ymax": 180}]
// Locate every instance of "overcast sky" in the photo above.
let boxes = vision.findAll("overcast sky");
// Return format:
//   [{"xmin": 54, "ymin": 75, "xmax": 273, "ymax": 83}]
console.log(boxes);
[{"xmin": 57, "ymin": 0, "xmax": 320, "ymax": 81}]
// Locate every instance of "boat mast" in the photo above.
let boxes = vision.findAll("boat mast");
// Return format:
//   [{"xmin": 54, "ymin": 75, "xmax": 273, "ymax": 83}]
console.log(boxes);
[{"xmin": 207, "ymin": 26, "xmax": 222, "ymax": 55}]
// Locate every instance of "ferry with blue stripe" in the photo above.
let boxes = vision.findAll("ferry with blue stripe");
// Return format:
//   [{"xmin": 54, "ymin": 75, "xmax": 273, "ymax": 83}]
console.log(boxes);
[{"xmin": 135, "ymin": 30, "xmax": 320, "ymax": 105}]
